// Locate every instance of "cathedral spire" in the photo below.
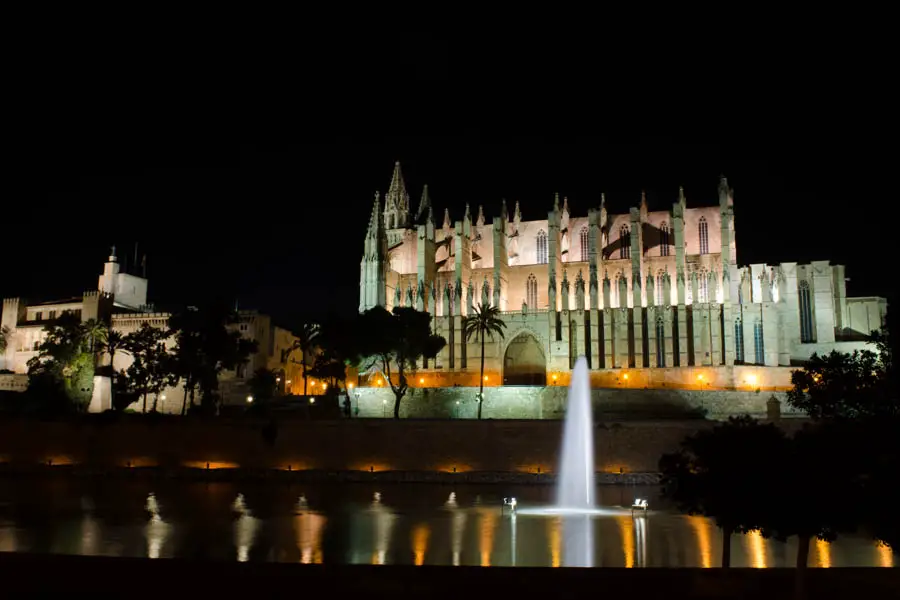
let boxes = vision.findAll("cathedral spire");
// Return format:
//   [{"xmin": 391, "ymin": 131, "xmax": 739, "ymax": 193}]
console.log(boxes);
[
  {"xmin": 416, "ymin": 184, "xmax": 431, "ymax": 222},
  {"xmin": 553, "ymin": 192, "xmax": 560, "ymax": 212},
  {"xmin": 640, "ymin": 190, "xmax": 648, "ymax": 210},
  {"xmin": 501, "ymin": 198, "xmax": 508, "ymax": 221},
  {"xmin": 678, "ymin": 185, "xmax": 686, "ymax": 207},
  {"xmin": 476, "ymin": 205, "xmax": 485, "ymax": 227},
  {"xmin": 384, "ymin": 161, "xmax": 410, "ymax": 227},
  {"xmin": 514, "ymin": 200, "xmax": 521, "ymax": 223},
  {"xmin": 718, "ymin": 174, "xmax": 732, "ymax": 207},
  {"xmin": 443, "ymin": 207, "xmax": 451, "ymax": 230},
  {"xmin": 368, "ymin": 191, "xmax": 381, "ymax": 233},
  {"xmin": 562, "ymin": 196, "xmax": 570, "ymax": 219}
]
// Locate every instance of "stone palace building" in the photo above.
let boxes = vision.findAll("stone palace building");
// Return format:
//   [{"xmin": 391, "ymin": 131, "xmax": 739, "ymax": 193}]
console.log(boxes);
[
  {"xmin": 1, "ymin": 250, "xmax": 303, "ymax": 412},
  {"xmin": 359, "ymin": 163, "xmax": 887, "ymax": 391}
]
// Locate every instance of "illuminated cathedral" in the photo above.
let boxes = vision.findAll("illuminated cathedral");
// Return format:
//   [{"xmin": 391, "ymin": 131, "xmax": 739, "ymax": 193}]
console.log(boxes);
[{"xmin": 359, "ymin": 163, "xmax": 886, "ymax": 389}]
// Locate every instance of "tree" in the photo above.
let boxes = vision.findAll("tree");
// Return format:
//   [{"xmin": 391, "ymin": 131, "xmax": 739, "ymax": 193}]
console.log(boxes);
[
  {"xmin": 356, "ymin": 306, "xmax": 445, "ymax": 419},
  {"xmin": 0, "ymin": 325, "xmax": 9, "ymax": 354},
  {"xmin": 283, "ymin": 323, "xmax": 320, "ymax": 396},
  {"xmin": 169, "ymin": 305, "xmax": 257, "ymax": 415},
  {"xmin": 462, "ymin": 303, "xmax": 507, "ymax": 419},
  {"xmin": 98, "ymin": 328, "xmax": 128, "ymax": 410},
  {"xmin": 786, "ymin": 348, "xmax": 896, "ymax": 420},
  {"xmin": 124, "ymin": 323, "xmax": 177, "ymax": 413},
  {"xmin": 248, "ymin": 367, "xmax": 277, "ymax": 403},
  {"xmin": 659, "ymin": 416, "xmax": 787, "ymax": 567},
  {"xmin": 26, "ymin": 312, "xmax": 96, "ymax": 411},
  {"xmin": 784, "ymin": 317, "xmax": 900, "ymax": 552},
  {"xmin": 758, "ymin": 422, "xmax": 859, "ymax": 568}
]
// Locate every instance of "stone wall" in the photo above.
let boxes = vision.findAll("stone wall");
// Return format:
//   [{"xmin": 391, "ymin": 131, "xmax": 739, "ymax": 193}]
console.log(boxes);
[
  {"xmin": 0, "ymin": 418, "xmax": 772, "ymax": 474},
  {"xmin": 352, "ymin": 386, "xmax": 800, "ymax": 421}
]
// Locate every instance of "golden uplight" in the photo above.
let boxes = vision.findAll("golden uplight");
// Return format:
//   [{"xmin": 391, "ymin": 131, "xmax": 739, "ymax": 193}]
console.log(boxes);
[
  {"xmin": 623, "ymin": 373, "xmax": 629, "ymax": 380},
  {"xmin": 420, "ymin": 377, "xmax": 425, "ymax": 384},
  {"xmin": 348, "ymin": 383, "xmax": 354, "ymax": 389},
  {"xmin": 746, "ymin": 374, "xmax": 758, "ymax": 386},
  {"xmin": 697, "ymin": 374, "xmax": 704, "ymax": 381},
  {"xmin": 483, "ymin": 375, "xmax": 489, "ymax": 381},
  {"xmin": 552, "ymin": 374, "xmax": 558, "ymax": 381}
]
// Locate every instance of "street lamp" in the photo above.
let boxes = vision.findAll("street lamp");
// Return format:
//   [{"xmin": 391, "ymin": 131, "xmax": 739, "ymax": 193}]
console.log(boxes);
[{"xmin": 246, "ymin": 395, "xmax": 254, "ymax": 404}]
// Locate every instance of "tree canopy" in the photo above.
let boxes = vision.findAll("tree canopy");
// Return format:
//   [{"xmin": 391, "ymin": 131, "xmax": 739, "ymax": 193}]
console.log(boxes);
[
  {"xmin": 354, "ymin": 306, "xmax": 445, "ymax": 419},
  {"xmin": 660, "ymin": 416, "xmax": 788, "ymax": 567}
]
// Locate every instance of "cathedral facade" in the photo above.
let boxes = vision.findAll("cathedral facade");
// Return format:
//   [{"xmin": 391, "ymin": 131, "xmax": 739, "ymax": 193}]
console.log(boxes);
[{"xmin": 359, "ymin": 163, "xmax": 887, "ymax": 390}]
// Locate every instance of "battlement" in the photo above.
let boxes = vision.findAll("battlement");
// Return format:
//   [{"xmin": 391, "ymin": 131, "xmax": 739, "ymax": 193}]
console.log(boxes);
[
  {"xmin": 3, "ymin": 298, "xmax": 21, "ymax": 306},
  {"xmin": 82, "ymin": 290, "xmax": 113, "ymax": 299}
]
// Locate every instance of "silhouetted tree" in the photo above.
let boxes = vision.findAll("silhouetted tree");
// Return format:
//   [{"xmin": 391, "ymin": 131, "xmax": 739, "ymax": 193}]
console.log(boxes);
[
  {"xmin": 356, "ymin": 306, "xmax": 445, "ymax": 419},
  {"xmin": 462, "ymin": 303, "xmax": 507, "ymax": 419},
  {"xmin": 124, "ymin": 323, "xmax": 176, "ymax": 413},
  {"xmin": 249, "ymin": 367, "xmax": 277, "ymax": 403},
  {"xmin": 283, "ymin": 323, "xmax": 320, "ymax": 396},
  {"xmin": 0, "ymin": 325, "xmax": 10, "ymax": 354},
  {"xmin": 759, "ymin": 423, "xmax": 858, "ymax": 568},
  {"xmin": 660, "ymin": 416, "xmax": 787, "ymax": 567},
  {"xmin": 169, "ymin": 305, "xmax": 257, "ymax": 415}
]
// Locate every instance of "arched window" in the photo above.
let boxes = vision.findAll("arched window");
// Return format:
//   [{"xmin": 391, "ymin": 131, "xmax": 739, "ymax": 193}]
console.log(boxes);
[
  {"xmin": 699, "ymin": 270, "xmax": 709, "ymax": 303},
  {"xmin": 536, "ymin": 230, "xmax": 548, "ymax": 264},
  {"xmin": 579, "ymin": 227, "xmax": 589, "ymax": 262},
  {"xmin": 799, "ymin": 280, "xmax": 815, "ymax": 343},
  {"xmin": 754, "ymin": 319, "xmax": 765, "ymax": 365},
  {"xmin": 656, "ymin": 270, "xmax": 665, "ymax": 306},
  {"xmin": 699, "ymin": 217, "xmax": 709, "ymax": 255},
  {"xmin": 656, "ymin": 318, "xmax": 666, "ymax": 367},
  {"xmin": 660, "ymin": 222, "xmax": 670, "ymax": 256},
  {"xmin": 526, "ymin": 274, "xmax": 538, "ymax": 308},
  {"xmin": 619, "ymin": 225, "xmax": 630, "ymax": 259},
  {"xmin": 734, "ymin": 317, "xmax": 745, "ymax": 363}
]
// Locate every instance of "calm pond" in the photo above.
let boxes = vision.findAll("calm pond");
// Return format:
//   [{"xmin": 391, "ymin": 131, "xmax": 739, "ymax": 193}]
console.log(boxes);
[{"xmin": 0, "ymin": 478, "xmax": 893, "ymax": 568}]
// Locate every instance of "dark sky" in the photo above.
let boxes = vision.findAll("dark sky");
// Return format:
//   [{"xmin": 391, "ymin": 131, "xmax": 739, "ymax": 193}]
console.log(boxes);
[{"xmin": 6, "ymin": 29, "xmax": 892, "ymax": 332}]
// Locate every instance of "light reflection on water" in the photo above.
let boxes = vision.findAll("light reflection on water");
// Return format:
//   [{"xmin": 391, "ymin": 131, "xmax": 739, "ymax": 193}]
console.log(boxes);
[{"xmin": 0, "ymin": 480, "xmax": 893, "ymax": 568}]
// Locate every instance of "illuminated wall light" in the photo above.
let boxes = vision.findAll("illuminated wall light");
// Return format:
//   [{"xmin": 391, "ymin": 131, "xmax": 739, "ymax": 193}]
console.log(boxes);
[
  {"xmin": 623, "ymin": 373, "xmax": 629, "ymax": 380},
  {"xmin": 246, "ymin": 395, "xmax": 254, "ymax": 404},
  {"xmin": 309, "ymin": 397, "xmax": 315, "ymax": 404},
  {"xmin": 419, "ymin": 377, "xmax": 425, "ymax": 384},
  {"xmin": 348, "ymin": 383, "xmax": 353, "ymax": 389},
  {"xmin": 484, "ymin": 375, "xmax": 489, "ymax": 382},
  {"xmin": 696, "ymin": 374, "xmax": 704, "ymax": 381},
  {"xmin": 552, "ymin": 374, "xmax": 558, "ymax": 381},
  {"xmin": 746, "ymin": 374, "xmax": 758, "ymax": 386}
]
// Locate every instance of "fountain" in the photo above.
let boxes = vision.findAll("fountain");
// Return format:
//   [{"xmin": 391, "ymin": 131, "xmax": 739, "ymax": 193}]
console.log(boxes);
[{"xmin": 557, "ymin": 356, "xmax": 596, "ymax": 511}]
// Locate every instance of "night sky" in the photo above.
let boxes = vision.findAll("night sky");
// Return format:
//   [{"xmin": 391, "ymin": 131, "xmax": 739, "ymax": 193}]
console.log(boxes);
[{"xmin": 6, "ymin": 31, "xmax": 892, "ymax": 332}]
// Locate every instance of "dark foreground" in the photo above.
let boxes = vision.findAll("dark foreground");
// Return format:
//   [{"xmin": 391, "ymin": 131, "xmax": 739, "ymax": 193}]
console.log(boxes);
[{"xmin": 1, "ymin": 554, "xmax": 897, "ymax": 599}]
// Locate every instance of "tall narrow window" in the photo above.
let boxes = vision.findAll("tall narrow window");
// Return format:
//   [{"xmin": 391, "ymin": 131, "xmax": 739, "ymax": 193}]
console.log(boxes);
[
  {"xmin": 536, "ymin": 230, "xmax": 548, "ymax": 264},
  {"xmin": 799, "ymin": 280, "xmax": 814, "ymax": 343},
  {"xmin": 754, "ymin": 320, "xmax": 765, "ymax": 365},
  {"xmin": 699, "ymin": 217, "xmax": 709, "ymax": 255},
  {"xmin": 619, "ymin": 225, "xmax": 630, "ymax": 259},
  {"xmin": 526, "ymin": 274, "xmax": 538, "ymax": 308},
  {"xmin": 579, "ymin": 227, "xmax": 589, "ymax": 262},
  {"xmin": 735, "ymin": 317, "xmax": 745, "ymax": 363},
  {"xmin": 699, "ymin": 270, "xmax": 709, "ymax": 303},
  {"xmin": 660, "ymin": 222, "xmax": 670, "ymax": 256},
  {"xmin": 656, "ymin": 319, "xmax": 666, "ymax": 367},
  {"xmin": 656, "ymin": 271, "xmax": 665, "ymax": 306}
]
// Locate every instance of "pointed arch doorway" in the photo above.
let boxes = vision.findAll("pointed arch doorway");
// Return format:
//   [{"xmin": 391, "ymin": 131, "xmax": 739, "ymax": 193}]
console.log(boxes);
[{"xmin": 503, "ymin": 332, "xmax": 547, "ymax": 385}]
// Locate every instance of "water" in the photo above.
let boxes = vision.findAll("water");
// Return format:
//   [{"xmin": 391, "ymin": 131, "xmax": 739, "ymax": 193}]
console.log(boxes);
[
  {"xmin": 0, "ymin": 480, "xmax": 892, "ymax": 567},
  {"xmin": 557, "ymin": 356, "xmax": 595, "ymax": 511}
]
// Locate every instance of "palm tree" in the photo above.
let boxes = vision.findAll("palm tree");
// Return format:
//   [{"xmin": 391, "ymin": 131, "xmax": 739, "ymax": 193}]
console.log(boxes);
[
  {"xmin": 462, "ymin": 303, "xmax": 507, "ymax": 419},
  {"xmin": 283, "ymin": 323, "xmax": 320, "ymax": 395},
  {"xmin": 100, "ymin": 329, "xmax": 128, "ymax": 409},
  {"xmin": 81, "ymin": 319, "xmax": 107, "ymax": 354}
]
